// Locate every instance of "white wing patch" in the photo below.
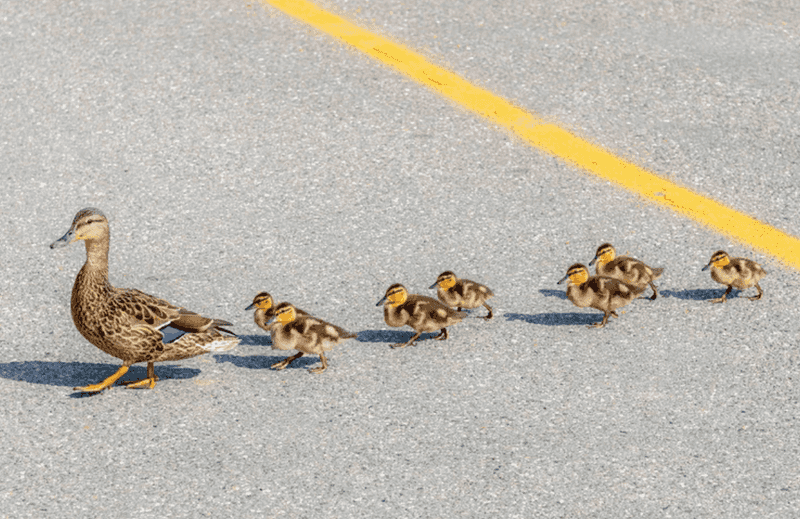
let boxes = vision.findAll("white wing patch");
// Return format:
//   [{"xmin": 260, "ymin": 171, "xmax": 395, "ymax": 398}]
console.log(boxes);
[{"xmin": 200, "ymin": 337, "xmax": 239, "ymax": 352}]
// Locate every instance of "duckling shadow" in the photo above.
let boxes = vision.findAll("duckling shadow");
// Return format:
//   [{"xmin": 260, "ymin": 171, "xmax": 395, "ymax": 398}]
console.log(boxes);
[
  {"xmin": 505, "ymin": 312, "xmax": 599, "ymax": 326},
  {"xmin": 356, "ymin": 329, "xmax": 441, "ymax": 344},
  {"xmin": 0, "ymin": 361, "xmax": 200, "ymax": 395},
  {"xmin": 238, "ymin": 334, "xmax": 273, "ymax": 347},
  {"xmin": 661, "ymin": 288, "xmax": 724, "ymax": 301},
  {"xmin": 213, "ymin": 353, "xmax": 317, "ymax": 370},
  {"xmin": 539, "ymin": 289, "xmax": 568, "ymax": 300}
]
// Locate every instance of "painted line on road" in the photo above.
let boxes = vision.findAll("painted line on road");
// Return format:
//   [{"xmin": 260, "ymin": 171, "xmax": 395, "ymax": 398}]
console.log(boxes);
[{"xmin": 261, "ymin": 0, "xmax": 800, "ymax": 269}]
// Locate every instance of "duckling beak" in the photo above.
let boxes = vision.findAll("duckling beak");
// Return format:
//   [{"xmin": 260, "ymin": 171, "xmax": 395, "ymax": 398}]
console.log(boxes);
[
  {"xmin": 557, "ymin": 273, "xmax": 570, "ymax": 285},
  {"xmin": 244, "ymin": 302, "xmax": 256, "ymax": 311},
  {"xmin": 428, "ymin": 281, "xmax": 439, "ymax": 289},
  {"xmin": 588, "ymin": 256, "xmax": 598, "ymax": 267},
  {"xmin": 376, "ymin": 295, "xmax": 388, "ymax": 306},
  {"xmin": 701, "ymin": 263, "xmax": 711, "ymax": 271},
  {"xmin": 50, "ymin": 228, "xmax": 76, "ymax": 249}
]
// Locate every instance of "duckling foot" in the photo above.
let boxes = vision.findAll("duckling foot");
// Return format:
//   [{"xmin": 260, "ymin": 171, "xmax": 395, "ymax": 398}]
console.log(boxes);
[
  {"xmin": 710, "ymin": 286, "xmax": 732, "ymax": 304},
  {"xmin": 271, "ymin": 352, "xmax": 304, "ymax": 370},
  {"xmin": 74, "ymin": 365, "xmax": 130, "ymax": 392},
  {"xmin": 649, "ymin": 283, "xmax": 659, "ymax": 300},
  {"xmin": 587, "ymin": 313, "xmax": 611, "ymax": 329},
  {"xmin": 308, "ymin": 354, "xmax": 328, "ymax": 374},
  {"xmin": 433, "ymin": 328, "xmax": 449, "ymax": 341},
  {"xmin": 748, "ymin": 284, "xmax": 763, "ymax": 301},
  {"xmin": 482, "ymin": 303, "xmax": 494, "ymax": 320},
  {"xmin": 391, "ymin": 332, "xmax": 422, "ymax": 349}
]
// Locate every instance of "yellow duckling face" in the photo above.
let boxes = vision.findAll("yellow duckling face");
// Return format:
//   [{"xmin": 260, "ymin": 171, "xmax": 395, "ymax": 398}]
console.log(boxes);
[
  {"xmin": 430, "ymin": 271, "xmax": 457, "ymax": 290},
  {"xmin": 376, "ymin": 284, "xmax": 408, "ymax": 307},
  {"xmin": 588, "ymin": 243, "xmax": 616, "ymax": 267},
  {"xmin": 50, "ymin": 208, "xmax": 109, "ymax": 248},
  {"xmin": 270, "ymin": 303, "xmax": 297, "ymax": 324},
  {"xmin": 702, "ymin": 250, "xmax": 730, "ymax": 271},
  {"xmin": 557, "ymin": 263, "xmax": 590, "ymax": 285},
  {"xmin": 245, "ymin": 292, "xmax": 273, "ymax": 311}
]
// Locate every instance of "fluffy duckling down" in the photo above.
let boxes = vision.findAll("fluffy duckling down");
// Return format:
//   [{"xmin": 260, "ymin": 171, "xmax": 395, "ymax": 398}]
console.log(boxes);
[
  {"xmin": 246, "ymin": 292, "xmax": 309, "ymax": 333},
  {"xmin": 266, "ymin": 302, "xmax": 356, "ymax": 374},
  {"xmin": 429, "ymin": 271, "xmax": 495, "ymax": 319},
  {"xmin": 377, "ymin": 283, "xmax": 466, "ymax": 348},
  {"xmin": 589, "ymin": 243, "xmax": 664, "ymax": 300},
  {"xmin": 558, "ymin": 263, "xmax": 645, "ymax": 328},
  {"xmin": 702, "ymin": 250, "xmax": 766, "ymax": 303}
]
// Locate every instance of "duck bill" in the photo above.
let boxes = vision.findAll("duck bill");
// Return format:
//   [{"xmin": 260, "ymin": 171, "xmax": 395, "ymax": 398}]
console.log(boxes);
[
  {"xmin": 701, "ymin": 263, "xmax": 711, "ymax": 271},
  {"xmin": 428, "ymin": 282, "xmax": 439, "ymax": 289},
  {"xmin": 588, "ymin": 256, "xmax": 598, "ymax": 267},
  {"xmin": 50, "ymin": 229, "xmax": 76, "ymax": 249},
  {"xmin": 244, "ymin": 302, "xmax": 256, "ymax": 311},
  {"xmin": 557, "ymin": 273, "xmax": 570, "ymax": 285},
  {"xmin": 376, "ymin": 295, "xmax": 388, "ymax": 306}
]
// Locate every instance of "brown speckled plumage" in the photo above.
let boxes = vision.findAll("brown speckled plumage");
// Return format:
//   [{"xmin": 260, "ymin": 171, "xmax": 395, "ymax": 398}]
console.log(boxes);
[
  {"xmin": 51, "ymin": 208, "xmax": 238, "ymax": 391},
  {"xmin": 589, "ymin": 243, "xmax": 664, "ymax": 300},
  {"xmin": 430, "ymin": 270, "xmax": 495, "ymax": 319},
  {"xmin": 377, "ymin": 283, "xmax": 466, "ymax": 348},
  {"xmin": 558, "ymin": 263, "xmax": 646, "ymax": 328}
]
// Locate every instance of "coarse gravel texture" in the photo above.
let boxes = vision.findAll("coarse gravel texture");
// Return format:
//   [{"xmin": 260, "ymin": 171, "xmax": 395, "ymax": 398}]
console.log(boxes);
[{"xmin": 1, "ymin": 0, "xmax": 799, "ymax": 518}]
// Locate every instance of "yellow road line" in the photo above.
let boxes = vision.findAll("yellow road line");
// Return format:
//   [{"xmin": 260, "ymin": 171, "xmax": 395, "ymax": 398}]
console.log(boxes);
[{"xmin": 262, "ymin": 0, "xmax": 800, "ymax": 269}]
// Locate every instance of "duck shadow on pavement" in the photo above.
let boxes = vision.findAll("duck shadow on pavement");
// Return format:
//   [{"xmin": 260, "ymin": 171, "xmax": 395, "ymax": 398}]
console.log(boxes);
[{"xmin": 505, "ymin": 312, "xmax": 600, "ymax": 326}]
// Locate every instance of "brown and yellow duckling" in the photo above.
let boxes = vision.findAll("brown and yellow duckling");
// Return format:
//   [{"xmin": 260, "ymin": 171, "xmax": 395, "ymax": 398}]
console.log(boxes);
[
  {"xmin": 429, "ymin": 271, "xmax": 495, "ymax": 319},
  {"xmin": 557, "ymin": 263, "xmax": 646, "ymax": 328},
  {"xmin": 377, "ymin": 283, "xmax": 466, "ymax": 348},
  {"xmin": 266, "ymin": 302, "xmax": 356, "ymax": 373},
  {"xmin": 589, "ymin": 243, "xmax": 664, "ymax": 300},
  {"xmin": 702, "ymin": 250, "xmax": 766, "ymax": 303},
  {"xmin": 245, "ymin": 291, "xmax": 309, "ymax": 333},
  {"xmin": 50, "ymin": 208, "xmax": 239, "ymax": 392}
]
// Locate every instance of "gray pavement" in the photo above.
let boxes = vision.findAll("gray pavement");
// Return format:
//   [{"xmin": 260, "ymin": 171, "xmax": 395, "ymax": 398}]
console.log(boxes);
[{"xmin": 1, "ymin": 0, "xmax": 799, "ymax": 517}]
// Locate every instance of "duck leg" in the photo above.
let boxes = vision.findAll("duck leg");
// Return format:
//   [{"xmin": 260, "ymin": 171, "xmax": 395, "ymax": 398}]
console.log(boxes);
[
  {"xmin": 271, "ymin": 352, "xmax": 304, "ymax": 370},
  {"xmin": 710, "ymin": 286, "xmax": 733, "ymax": 304},
  {"xmin": 588, "ymin": 312, "xmax": 611, "ymax": 329},
  {"xmin": 482, "ymin": 303, "xmax": 494, "ymax": 320},
  {"xmin": 433, "ymin": 328, "xmax": 449, "ymax": 341},
  {"xmin": 309, "ymin": 353, "xmax": 328, "ymax": 374},
  {"xmin": 748, "ymin": 284, "xmax": 763, "ymax": 301},
  {"xmin": 123, "ymin": 362, "xmax": 159, "ymax": 389},
  {"xmin": 648, "ymin": 282, "xmax": 659, "ymax": 300},
  {"xmin": 74, "ymin": 365, "xmax": 129, "ymax": 392},
  {"xmin": 391, "ymin": 332, "xmax": 422, "ymax": 349}
]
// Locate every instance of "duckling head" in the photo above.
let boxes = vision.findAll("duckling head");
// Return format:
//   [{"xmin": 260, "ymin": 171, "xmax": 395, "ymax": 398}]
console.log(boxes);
[
  {"xmin": 557, "ymin": 263, "xmax": 590, "ymax": 285},
  {"xmin": 429, "ymin": 271, "xmax": 457, "ymax": 290},
  {"xmin": 702, "ymin": 250, "xmax": 730, "ymax": 271},
  {"xmin": 268, "ymin": 302, "xmax": 297, "ymax": 325},
  {"xmin": 50, "ymin": 208, "xmax": 108, "ymax": 249},
  {"xmin": 245, "ymin": 292, "xmax": 274, "ymax": 312},
  {"xmin": 376, "ymin": 283, "xmax": 408, "ymax": 307},
  {"xmin": 588, "ymin": 243, "xmax": 616, "ymax": 267}
]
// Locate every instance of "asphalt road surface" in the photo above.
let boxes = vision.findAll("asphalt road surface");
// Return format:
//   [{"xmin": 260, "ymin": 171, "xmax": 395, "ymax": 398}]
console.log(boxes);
[{"xmin": 1, "ymin": 0, "xmax": 799, "ymax": 517}]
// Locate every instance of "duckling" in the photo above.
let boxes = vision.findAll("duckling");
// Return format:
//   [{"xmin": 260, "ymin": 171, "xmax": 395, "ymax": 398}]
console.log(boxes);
[
  {"xmin": 429, "ymin": 271, "xmax": 495, "ymax": 319},
  {"xmin": 50, "ymin": 208, "xmax": 239, "ymax": 392},
  {"xmin": 588, "ymin": 243, "xmax": 664, "ymax": 300},
  {"xmin": 702, "ymin": 250, "xmax": 766, "ymax": 303},
  {"xmin": 266, "ymin": 302, "xmax": 356, "ymax": 373},
  {"xmin": 557, "ymin": 263, "xmax": 646, "ymax": 328},
  {"xmin": 245, "ymin": 292, "xmax": 309, "ymax": 333},
  {"xmin": 376, "ymin": 283, "xmax": 466, "ymax": 348}
]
